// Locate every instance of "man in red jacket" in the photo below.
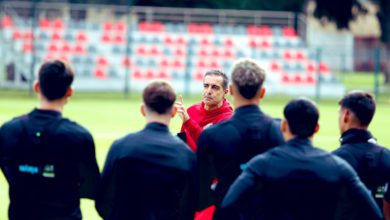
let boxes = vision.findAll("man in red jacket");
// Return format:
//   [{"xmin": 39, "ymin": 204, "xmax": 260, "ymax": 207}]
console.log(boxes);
[{"xmin": 176, "ymin": 70, "xmax": 234, "ymax": 152}]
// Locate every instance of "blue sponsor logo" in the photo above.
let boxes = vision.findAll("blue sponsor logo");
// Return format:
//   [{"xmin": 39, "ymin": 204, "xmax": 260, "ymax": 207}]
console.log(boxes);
[{"xmin": 19, "ymin": 165, "xmax": 39, "ymax": 175}]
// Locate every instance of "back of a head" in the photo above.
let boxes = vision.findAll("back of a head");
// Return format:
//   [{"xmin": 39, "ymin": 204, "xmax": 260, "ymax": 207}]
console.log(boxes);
[
  {"xmin": 284, "ymin": 98, "xmax": 319, "ymax": 138},
  {"xmin": 143, "ymin": 80, "xmax": 176, "ymax": 114},
  {"xmin": 231, "ymin": 58, "xmax": 266, "ymax": 99},
  {"xmin": 38, "ymin": 59, "xmax": 74, "ymax": 101},
  {"xmin": 339, "ymin": 91, "xmax": 376, "ymax": 126}
]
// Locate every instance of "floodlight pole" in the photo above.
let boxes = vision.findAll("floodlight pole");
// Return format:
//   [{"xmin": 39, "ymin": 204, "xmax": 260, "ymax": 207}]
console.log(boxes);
[
  {"xmin": 374, "ymin": 47, "xmax": 380, "ymax": 98},
  {"xmin": 315, "ymin": 47, "xmax": 322, "ymax": 102},
  {"xmin": 29, "ymin": 0, "xmax": 37, "ymax": 96},
  {"xmin": 124, "ymin": 0, "xmax": 133, "ymax": 98}
]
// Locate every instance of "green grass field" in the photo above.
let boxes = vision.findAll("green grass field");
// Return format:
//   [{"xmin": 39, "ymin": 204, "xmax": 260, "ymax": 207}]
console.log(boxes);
[{"xmin": 0, "ymin": 73, "xmax": 389, "ymax": 219}]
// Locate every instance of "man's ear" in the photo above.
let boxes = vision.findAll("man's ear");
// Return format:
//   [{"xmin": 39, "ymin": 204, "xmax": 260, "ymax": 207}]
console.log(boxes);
[
  {"xmin": 259, "ymin": 87, "xmax": 266, "ymax": 99},
  {"xmin": 343, "ymin": 109, "xmax": 351, "ymax": 124},
  {"xmin": 314, "ymin": 123, "xmax": 320, "ymax": 134},
  {"xmin": 65, "ymin": 87, "xmax": 73, "ymax": 98},
  {"xmin": 33, "ymin": 81, "xmax": 40, "ymax": 93},
  {"xmin": 171, "ymin": 106, "xmax": 178, "ymax": 118},
  {"xmin": 140, "ymin": 104, "xmax": 146, "ymax": 117},
  {"xmin": 229, "ymin": 84, "xmax": 234, "ymax": 96},
  {"xmin": 281, "ymin": 119, "xmax": 288, "ymax": 133}
]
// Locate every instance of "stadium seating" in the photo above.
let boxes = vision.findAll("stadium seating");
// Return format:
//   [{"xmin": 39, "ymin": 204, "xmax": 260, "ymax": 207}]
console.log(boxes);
[{"xmin": 1, "ymin": 16, "xmax": 337, "ymax": 86}]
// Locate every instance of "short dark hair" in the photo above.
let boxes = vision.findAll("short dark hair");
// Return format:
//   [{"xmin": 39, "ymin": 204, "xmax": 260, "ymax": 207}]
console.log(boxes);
[
  {"xmin": 339, "ymin": 91, "xmax": 376, "ymax": 126},
  {"xmin": 143, "ymin": 80, "xmax": 176, "ymax": 114},
  {"xmin": 204, "ymin": 70, "xmax": 228, "ymax": 89},
  {"xmin": 231, "ymin": 58, "xmax": 266, "ymax": 99},
  {"xmin": 38, "ymin": 60, "xmax": 74, "ymax": 101},
  {"xmin": 284, "ymin": 98, "xmax": 319, "ymax": 138}
]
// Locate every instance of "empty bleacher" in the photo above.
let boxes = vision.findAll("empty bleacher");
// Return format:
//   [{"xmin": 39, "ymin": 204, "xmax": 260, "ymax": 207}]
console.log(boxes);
[{"xmin": 0, "ymin": 4, "xmax": 343, "ymax": 96}]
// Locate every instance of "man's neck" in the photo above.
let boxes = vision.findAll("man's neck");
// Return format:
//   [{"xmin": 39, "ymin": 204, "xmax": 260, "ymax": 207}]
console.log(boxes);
[
  {"xmin": 39, "ymin": 99, "xmax": 65, "ymax": 113},
  {"xmin": 234, "ymin": 97, "xmax": 259, "ymax": 109},
  {"xmin": 145, "ymin": 115, "xmax": 171, "ymax": 127},
  {"xmin": 204, "ymin": 100, "xmax": 224, "ymax": 111}
]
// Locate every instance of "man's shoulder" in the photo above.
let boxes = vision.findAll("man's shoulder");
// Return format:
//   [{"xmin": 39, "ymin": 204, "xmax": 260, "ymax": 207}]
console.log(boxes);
[{"xmin": 58, "ymin": 118, "xmax": 92, "ymax": 138}]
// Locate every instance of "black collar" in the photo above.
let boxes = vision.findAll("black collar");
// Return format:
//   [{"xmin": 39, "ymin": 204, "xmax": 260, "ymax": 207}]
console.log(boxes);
[
  {"xmin": 340, "ymin": 129, "xmax": 376, "ymax": 145},
  {"xmin": 234, "ymin": 105, "xmax": 263, "ymax": 116}
]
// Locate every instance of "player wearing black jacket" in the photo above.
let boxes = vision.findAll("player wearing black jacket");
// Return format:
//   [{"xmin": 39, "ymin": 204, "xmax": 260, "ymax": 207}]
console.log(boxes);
[
  {"xmin": 96, "ymin": 80, "xmax": 197, "ymax": 220},
  {"xmin": 333, "ymin": 91, "xmax": 390, "ymax": 219},
  {"xmin": 0, "ymin": 60, "xmax": 100, "ymax": 220},
  {"xmin": 197, "ymin": 59, "xmax": 284, "ymax": 218}
]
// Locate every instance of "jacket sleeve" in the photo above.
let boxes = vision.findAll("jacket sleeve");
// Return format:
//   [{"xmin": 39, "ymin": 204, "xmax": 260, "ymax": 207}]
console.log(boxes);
[
  {"xmin": 197, "ymin": 130, "xmax": 217, "ymax": 210},
  {"xmin": 336, "ymin": 158, "xmax": 383, "ymax": 220},
  {"xmin": 79, "ymin": 132, "xmax": 100, "ymax": 199},
  {"xmin": 95, "ymin": 142, "xmax": 120, "ymax": 219},
  {"xmin": 220, "ymin": 156, "xmax": 265, "ymax": 219},
  {"xmin": 179, "ymin": 156, "xmax": 198, "ymax": 220},
  {"xmin": 268, "ymin": 119, "xmax": 285, "ymax": 147},
  {"xmin": 183, "ymin": 118, "xmax": 204, "ymax": 149}
]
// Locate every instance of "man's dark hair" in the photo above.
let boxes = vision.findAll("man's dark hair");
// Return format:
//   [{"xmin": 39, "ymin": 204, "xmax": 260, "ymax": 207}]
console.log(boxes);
[
  {"xmin": 284, "ymin": 98, "xmax": 319, "ymax": 138},
  {"xmin": 231, "ymin": 58, "xmax": 266, "ymax": 99},
  {"xmin": 38, "ymin": 60, "xmax": 74, "ymax": 101},
  {"xmin": 143, "ymin": 80, "xmax": 176, "ymax": 114},
  {"xmin": 339, "ymin": 91, "xmax": 376, "ymax": 126},
  {"xmin": 204, "ymin": 70, "xmax": 228, "ymax": 90}
]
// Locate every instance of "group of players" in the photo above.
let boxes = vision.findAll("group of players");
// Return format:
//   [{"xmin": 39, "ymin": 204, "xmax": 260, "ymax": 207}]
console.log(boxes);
[{"xmin": 0, "ymin": 58, "xmax": 389, "ymax": 220}]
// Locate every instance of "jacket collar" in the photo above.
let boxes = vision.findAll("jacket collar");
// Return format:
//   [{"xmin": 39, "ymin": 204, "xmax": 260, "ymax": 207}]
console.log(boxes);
[{"xmin": 340, "ymin": 129, "xmax": 376, "ymax": 145}]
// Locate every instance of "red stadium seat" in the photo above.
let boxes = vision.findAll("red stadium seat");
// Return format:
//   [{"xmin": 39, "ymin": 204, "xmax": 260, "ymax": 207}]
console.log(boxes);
[
  {"xmin": 319, "ymin": 63, "xmax": 330, "ymax": 72},
  {"xmin": 199, "ymin": 49, "xmax": 208, "ymax": 57},
  {"xmin": 210, "ymin": 61, "xmax": 219, "ymax": 69},
  {"xmin": 157, "ymin": 71, "xmax": 169, "ymax": 79},
  {"xmin": 53, "ymin": 18, "xmax": 64, "ymax": 29},
  {"xmin": 225, "ymin": 38, "xmax": 234, "ymax": 47},
  {"xmin": 197, "ymin": 60, "xmax": 206, "ymax": 68},
  {"xmin": 249, "ymin": 40, "xmax": 257, "ymax": 48},
  {"xmin": 24, "ymin": 31, "xmax": 34, "ymax": 40},
  {"xmin": 137, "ymin": 47, "xmax": 147, "ymax": 55},
  {"xmin": 76, "ymin": 32, "xmax": 87, "ymax": 42},
  {"xmin": 150, "ymin": 47, "xmax": 159, "ymax": 55},
  {"xmin": 281, "ymin": 74, "xmax": 290, "ymax": 83},
  {"xmin": 176, "ymin": 37, "xmax": 186, "ymax": 45},
  {"xmin": 283, "ymin": 51, "xmax": 293, "ymax": 60},
  {"xmin": 122, "ymin": 57, "xmax": 133, "ymax": 68},
  {"xmin": 306, "ymin": 75, "xmax": 316, "ymax": 84},
  {"xmin": 293, "ymin": 75, "xmax": 302, "ymax": 83},
  {"xmin": 1, "ymin": 16, "xmax": 13, "ymax": 28},
  {"xmin": 212, "ymin": 49, "xmax": 220, "ymax": 57},
  {"xmin": 224, "ymin": 50, "xmax": 234, "ymax": 58},
  {"xmin": 116, "ymin": 22, "xmax": 126, "ymax": 32},
  {"xmin": 247, "ymin": 25, "xmax": 258, "ymax": 35},
  {"xmin": 307, "ymin": 63, "xmax": 316, "ymax": 72},
  {"xmin": 259, "ymin": 26, "xmax": 273, "ymax": 36},
  {"xmin": 22, "ymin": 43, "xmax": 32, "ymax": 52},
  {"xmin": 164, "ymin": 36, "xmax": 173, "ymax": 44},
  {"xmin": 195, "ymin": 72, "xmax": 204, "ymax": 81},
  {"xmin": 296, "ymin": 51, "xmax": 306, "ymax": 60},
  {"xmin": 260, "ymin": 40, "xmax": 271, "ymax": 48},
  {"xmin": 48, "ymin": 44, "xmax": 58, "ymax": 52},
  {"xmin": 12, "ymin": 30, "xmax": 22, "ymax": 40},
  {"xmin": 39, "ymin": 18, "xmax": 50, "ymax": 29},
  {"xmin": 74, "ymin": 44, "xmax": 85, "ymax": 54},
  {"xmin": 145, "ymin": 70, "xmax": 155, "ymax": 79},
  {"xmin": 133, "ymin": 70, "xmax": 142, "ymax": 79},
  {"xmin": 97, "ymin": 57, "xmax": 108, "ymax": 66},
  {"xmin": 200, "ymin": 38, "xmax": 210, "ymax": 45},
  {"xmin": 271, "ymin": 62, "xmax": 280, "ymax": 71},
  {"xmin": 114, "ymin": 35, "xmax": 125, "ymax": 44},
  {"xmin": 94, "ymin": 68, "xmax": 107, "ymax": 79},
  {"xmin": 160, "ymin": 59, "xmax": 169, "ymax": 68},
  {"xmin": 102, "ymin": 34, "xmax": 110, "ymax": 43},
  {"xmin": 173, "ymin": 60, "xmax": 183, "ymax": 68},
  {"xmin": 174, "ymin": 48, "xmax": 185, "ymax": 56},
  {"xmin": 51, "ymin": 33, "xmax": 62, "ymax": 41},
  {"xmin": 62, "ymin": 43, "xmax": 71, "ymax": 53},
  {"xmin": 103, "ymin": 22, "xmax": 113, "ymax": 31},
  {"xmin": 283, "ymin": 27, "xmax": 297, "ymax": 37}
]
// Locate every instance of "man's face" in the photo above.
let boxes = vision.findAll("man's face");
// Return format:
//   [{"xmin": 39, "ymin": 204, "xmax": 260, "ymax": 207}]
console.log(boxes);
[{"xmin": 203, "ymin": 75, "xmax": 227, "ymax": 110}]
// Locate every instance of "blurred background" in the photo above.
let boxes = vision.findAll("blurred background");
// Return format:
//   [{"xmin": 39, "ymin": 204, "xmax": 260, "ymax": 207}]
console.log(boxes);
[{"xmin": 1, "ymin": 0, "xmax": 389, "ymax": 99}]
